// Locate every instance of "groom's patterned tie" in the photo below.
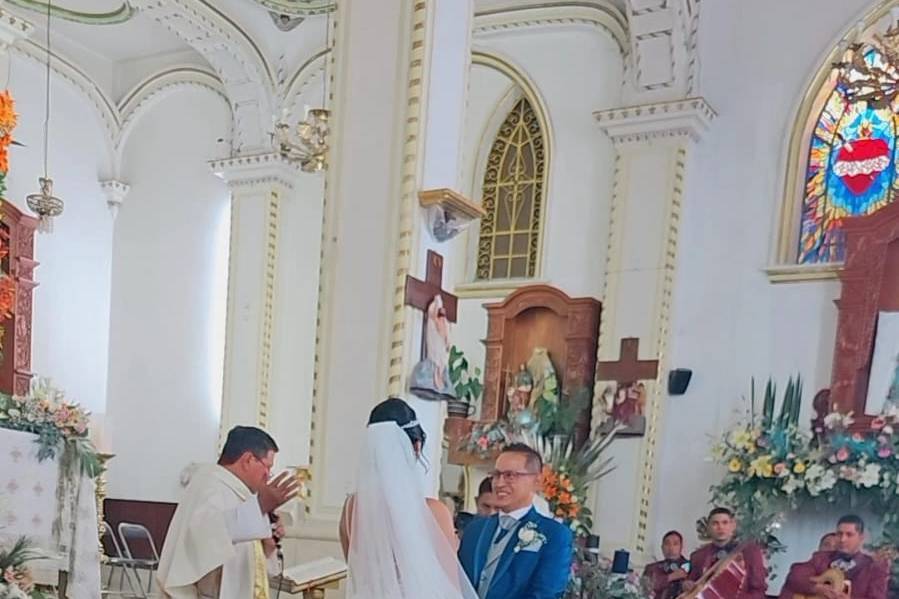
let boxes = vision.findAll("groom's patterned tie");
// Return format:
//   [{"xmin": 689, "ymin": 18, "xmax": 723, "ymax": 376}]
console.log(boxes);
[
  {"xmin": 479, "ymin": 514, "xmax": 520, "ymax": 597},
  {"xmin": 494, "ymin": 514, "xmax": 518, "ymax": 544}
]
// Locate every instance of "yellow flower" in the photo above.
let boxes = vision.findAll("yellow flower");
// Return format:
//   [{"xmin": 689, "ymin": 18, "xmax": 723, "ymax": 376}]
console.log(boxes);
[
  {"xmin": 793, "ymin": 461, "xmax": 806, "ymax": 475},
  {"xmin": 748, "ymin": 455, "xmax": 773, "ymax": 478},
  {"xmin": 728, "ymin": 458, "xmax": 743, "ymax": 473}
]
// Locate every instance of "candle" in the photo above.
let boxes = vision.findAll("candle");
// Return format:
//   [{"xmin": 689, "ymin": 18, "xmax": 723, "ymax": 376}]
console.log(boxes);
[{"xmin": 612, "ymin": 549, "xmax": 630, "ymax": 574}]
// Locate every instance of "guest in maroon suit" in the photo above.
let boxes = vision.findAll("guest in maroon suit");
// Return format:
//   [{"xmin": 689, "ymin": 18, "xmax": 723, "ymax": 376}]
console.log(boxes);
[
  {"xmin": 683, "ymin": 507, "xmax": 767, "ymax": 599},
  {"xmin": 643, "ymin": 530, "xmax": 690, "ymax": 599},
  {"xmin": 779, "ymin": 514, "xmax": 888, "ymax": 599}
]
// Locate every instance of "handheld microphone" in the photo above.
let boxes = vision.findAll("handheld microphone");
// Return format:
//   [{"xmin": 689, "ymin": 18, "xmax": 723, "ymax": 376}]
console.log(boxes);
[
  {"xmin": 268, "ymin": 512, "xmax": 284, "ymax": 561},
  {"xmin": 269, "ymin": 512, "xmax": 284, "ymax": 599}
]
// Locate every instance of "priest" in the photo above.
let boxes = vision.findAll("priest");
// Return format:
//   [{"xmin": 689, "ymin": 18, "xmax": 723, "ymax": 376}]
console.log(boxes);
[
  {"xmin": 778, "ymin": 515, "xmax": 888, "ymax": 599},
  {"xmin": 683, "ymin": 507, "xmax": 767, "ymax": 599},
  {"xmin": 157, "ymin": 426, "xmax": 300, "ymax": 599}
]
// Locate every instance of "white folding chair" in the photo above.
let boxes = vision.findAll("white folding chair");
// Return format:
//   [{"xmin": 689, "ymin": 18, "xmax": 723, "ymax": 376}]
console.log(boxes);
[
  {"xmin": 101, "ymin": 520, "xmax": 147, "ymax": 598},
  {"xmin": 117, "ymin": 522, "xmax": 160, "ymax": 595}
]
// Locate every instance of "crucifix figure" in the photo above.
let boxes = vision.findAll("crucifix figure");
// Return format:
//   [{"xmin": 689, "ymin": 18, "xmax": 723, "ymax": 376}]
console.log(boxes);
[
  {"xmin": 405, "ymin": 251, "xmax": 458, "ymax": 401},
  {"xmin": 596, "ymin": 338, "xmax": 659, "ymax": 435}
]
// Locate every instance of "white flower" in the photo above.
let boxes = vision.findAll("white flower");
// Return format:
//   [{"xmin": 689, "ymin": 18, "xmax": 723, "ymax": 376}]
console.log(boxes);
[
  {"xmin": 783, "ymin": 476, "xmax": 802, "ymax": 495},
  {"xmin": 860, "ymin": 463, "xmax": 881, "ymax": 488},
  {"xmin": 518, "ymin": 528, "xmax": 537, "ymax": 544}
]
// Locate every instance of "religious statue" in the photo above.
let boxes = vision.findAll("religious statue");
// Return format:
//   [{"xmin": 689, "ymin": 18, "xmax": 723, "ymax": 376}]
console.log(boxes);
[
  {"xmin": 409, "ymin": 295, "xmax": 456, "ymax": 401},
  {"xmin": 506, "ymin": 364, "xmax": 533, "ymax": 412},
  {"xmin": 885, "ymin": 354, "xmax": 899, "ymax": 414},
  {"xmin": 526, "ymin": 347, "xmax": 558, "ymax": 407}
]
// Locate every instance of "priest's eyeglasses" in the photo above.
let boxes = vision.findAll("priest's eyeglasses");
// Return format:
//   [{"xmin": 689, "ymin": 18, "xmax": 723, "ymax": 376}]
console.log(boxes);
[{"xmin": 490, "ymin": 470, "xmax": 539, "ymax": 482}]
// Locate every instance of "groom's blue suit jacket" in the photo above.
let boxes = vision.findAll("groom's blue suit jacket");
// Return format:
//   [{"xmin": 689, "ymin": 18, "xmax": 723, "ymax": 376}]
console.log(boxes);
[{"xmin": 458, "ymin": 507, "xmax": 572, "ymax": 599}]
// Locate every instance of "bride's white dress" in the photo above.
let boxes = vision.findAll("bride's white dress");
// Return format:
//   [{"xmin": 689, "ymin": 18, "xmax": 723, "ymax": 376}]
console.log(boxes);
[{"xmin": 346, "ymin": 422, "xmax": 478, "ymax": 599}]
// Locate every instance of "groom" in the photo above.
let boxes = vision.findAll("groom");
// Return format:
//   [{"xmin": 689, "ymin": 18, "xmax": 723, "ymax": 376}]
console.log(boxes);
[{"xmin": 459, "ymin": 443, "xmax": 572, "ymax": 599}]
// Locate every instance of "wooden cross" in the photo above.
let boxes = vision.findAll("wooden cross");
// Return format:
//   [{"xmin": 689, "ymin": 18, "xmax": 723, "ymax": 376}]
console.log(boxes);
[
  {"xmin": 596, "ymin": 338, "xmax": 659, "ymax": 385},
  {"xmin": 404, "ymin": 250, "xmax": 458, "ymax": 359}
]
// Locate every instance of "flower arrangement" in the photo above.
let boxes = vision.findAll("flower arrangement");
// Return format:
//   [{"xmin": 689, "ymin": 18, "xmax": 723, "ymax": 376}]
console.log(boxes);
[
  {"xmin": 0, "ymin": 537, "xmax": 50, "ymax": 599},
  {"xmin": 0, "ymin": 378, "xmax": 100, "ymax": 478},
  {"xmin": 710, "ymin": 376, "xmax": 899, "ymax": 587},
  {"xmin": 0, "ymin": 91, "xmax": 17, "ymax": 198},
  {"xmin": 534, "ymin": 425, "xmax": 619, "ymax": 539},
  {"xmin": 568, "ymin": 552, "xmax": 652, "ymax": 599}
]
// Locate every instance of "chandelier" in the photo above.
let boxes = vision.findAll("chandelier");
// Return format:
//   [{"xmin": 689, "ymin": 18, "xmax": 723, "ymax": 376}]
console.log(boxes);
[
  {"xmin": 834, "ymin": 16, "xmax": 899, "ymax": 109},
  {"xmin": 275, "ymin": 107, "xmax": 329, "ymax": 172},
  {"xmin": 273, "ymin": 9, "xmax": 332, "ymax": 172},
  {"xmin": 26, "ymin": 0, "xmax": 63, "ymax": 233}
]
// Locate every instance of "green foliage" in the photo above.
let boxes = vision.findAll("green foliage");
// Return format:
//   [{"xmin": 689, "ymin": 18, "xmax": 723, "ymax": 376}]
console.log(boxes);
[{"xmin": 448, "ymin": 345, "xmax": 483, "ymax": 405}]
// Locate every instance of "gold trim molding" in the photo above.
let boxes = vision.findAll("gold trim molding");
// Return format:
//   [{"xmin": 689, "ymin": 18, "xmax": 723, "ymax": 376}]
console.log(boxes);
[
  {"xmin": 419, "ymin": 188, "xmax": 485, "ymax": 220},
  {"xmin": 765, "ymin": 263, "xmax": 841, "ymax": 283},
  {"xmin": 594, "ymin": 97, "xmax": 716, "ymax": 145},
  {"xmin": 385, "ymin": 0, "xmax": 430, "ymax": 396}
]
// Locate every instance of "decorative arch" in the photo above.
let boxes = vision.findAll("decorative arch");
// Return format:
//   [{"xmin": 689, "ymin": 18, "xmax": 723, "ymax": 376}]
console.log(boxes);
[
  {"xmin": 775, "ymin": 0, "xmax": 899, "ymax": 277},
  {"xmin": 468, "ymin": 50, "xmax": 553, "ymax": 283},
  {"xmin": 131, "ymin": 0, "xmax": 276, "ymax": 154},
  {"xmin": 116, "ymin": 66, "xmax": 229, "ymax": 168}
]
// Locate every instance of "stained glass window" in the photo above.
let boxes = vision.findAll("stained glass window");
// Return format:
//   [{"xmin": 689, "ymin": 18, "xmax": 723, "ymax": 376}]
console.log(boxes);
[
  {"xmin": 800, "ymin": 49, "xmax": 897, "ymax": 264},
  {"xmin": 476, "ymin": 98, "xmax": 545, "ymax": 280}
]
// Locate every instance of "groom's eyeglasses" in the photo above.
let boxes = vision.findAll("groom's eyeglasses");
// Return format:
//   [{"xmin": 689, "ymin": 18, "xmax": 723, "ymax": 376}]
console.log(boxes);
[{"xmin": 490, "ymin": 470, "xmax": 538, "ymax": 483}]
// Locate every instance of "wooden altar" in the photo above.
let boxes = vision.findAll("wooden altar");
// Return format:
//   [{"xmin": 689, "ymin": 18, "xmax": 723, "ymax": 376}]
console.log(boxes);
[
  {"xmin": 827, "ymin": 200, "xmax": 899, "ymax": 428},
  {"xmin": 445, "ymin": 285, "xmax": 601, "ymax": 464},
  {"xmin": 0, "ymin": 200, "xmax": 37, "ymax": 395}
]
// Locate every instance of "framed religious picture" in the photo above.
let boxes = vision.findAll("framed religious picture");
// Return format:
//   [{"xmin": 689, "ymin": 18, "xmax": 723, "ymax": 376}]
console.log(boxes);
[
  {"xmin": 865, "ymin": 311, "xmax": 899, "ymax": 415},
  {"xmin": 597, "ymin": 381, "xmax": 646, "ymax": 437}
]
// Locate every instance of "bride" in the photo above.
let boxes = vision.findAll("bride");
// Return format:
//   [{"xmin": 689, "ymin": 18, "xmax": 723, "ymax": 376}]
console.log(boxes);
[{"xmin": 339, "ymin": 397, "xmax": 478, "ymax": 598}]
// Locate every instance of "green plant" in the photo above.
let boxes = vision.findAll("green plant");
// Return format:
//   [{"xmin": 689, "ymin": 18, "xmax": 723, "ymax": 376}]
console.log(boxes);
[{"xmin": 448, "ymin": 345, "xmax": 483, "ymax": 405}]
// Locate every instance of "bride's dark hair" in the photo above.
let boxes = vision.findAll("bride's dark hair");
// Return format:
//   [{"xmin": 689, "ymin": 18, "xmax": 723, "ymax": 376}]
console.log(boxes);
[{"xmin": 368, "ymin": 397, "xmax": 426, "ymax": 450}]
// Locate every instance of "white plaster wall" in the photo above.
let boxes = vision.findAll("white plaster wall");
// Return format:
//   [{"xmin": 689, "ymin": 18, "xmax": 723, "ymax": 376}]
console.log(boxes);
[
  {"xmin": 5, "ymin": 55, "xmax": 113, "ymax": 416},
  {"xmin": 648, "ymin": 0, "xmax": 873, "ymax": 585},
  {"xmin": 450, "ymin": 25, "xmax": 623, "ymax": 357},
  {"xmin": 105, "ymin": 87, "xmax": 231, "ymax": 501}
]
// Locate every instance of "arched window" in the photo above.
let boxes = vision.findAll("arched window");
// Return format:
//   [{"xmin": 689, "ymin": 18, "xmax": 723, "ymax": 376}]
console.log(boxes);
[
  {"xmin": 799, "ymin": 48, "xmax": 897, "ymax": 265},
  {"xmin": 476, "ymin": 97, "xmax": 545, "ymax": 280}
]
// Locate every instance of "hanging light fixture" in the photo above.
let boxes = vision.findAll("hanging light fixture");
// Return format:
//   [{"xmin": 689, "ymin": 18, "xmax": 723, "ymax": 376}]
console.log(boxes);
[
  {"xmin": 274, "ymin": 8, "xmax": 331, "ymax": 172},
  {"xmin": 833, "ymin": 12, "xmax": 899, "ymax": 109},
  {"xmin": 25, "ymin": 0, "xmax": 63, "ymax": 233}
]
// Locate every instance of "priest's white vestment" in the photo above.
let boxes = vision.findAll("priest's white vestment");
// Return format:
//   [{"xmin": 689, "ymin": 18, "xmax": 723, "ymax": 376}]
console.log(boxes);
[{"xmin": 157, "ymin": 464, "xmax": 273, "ymax": 599}]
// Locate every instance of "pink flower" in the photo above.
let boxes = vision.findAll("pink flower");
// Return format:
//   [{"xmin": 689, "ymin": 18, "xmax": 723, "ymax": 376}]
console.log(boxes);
[
  {"xmin": 774, "ymin": 463, "xmax": 786, "ymax": 475},
  {"xmin": 872, "ymin": 416, "xmax": 887, "ymax": 430},
  {"xmin": 477, "ymin": 436, "xmax": 488, "ymax": 450},
  {"xmin": 879, "ymin": 446, "xmax": 892, "ymax": 458},
  {"xmin": 852, "ymin": 433, "xmax": 864, "ymax": 442},
  {"xmin": 836, "ymin": 447, "xmax": 850, "ymax": 462}
]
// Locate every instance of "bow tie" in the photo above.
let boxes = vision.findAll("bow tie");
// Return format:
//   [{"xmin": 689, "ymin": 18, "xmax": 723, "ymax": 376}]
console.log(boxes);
[
  {"xmin": 831, "ymin": 553, "xmax": 857, "ymax": 571},
  {"xmin": 713, "ymin": 543, "xmax": 737, "ymax": 561}
]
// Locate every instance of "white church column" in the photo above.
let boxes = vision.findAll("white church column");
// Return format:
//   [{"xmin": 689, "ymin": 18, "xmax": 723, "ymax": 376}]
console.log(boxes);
[
  {"xmin": 593, "ymin": 98, "xmax": 715, "ymax": 557},
  {"xmin": 211, "ymin": 154, "xmax": 322, "ymax": 470},
  {"xmin": 302, "ymin": 0, "xmax": 475, "ymax": 544},
  {"xmin": 386, "ymin": 0, "xmax": 475, "ymax": 494}
]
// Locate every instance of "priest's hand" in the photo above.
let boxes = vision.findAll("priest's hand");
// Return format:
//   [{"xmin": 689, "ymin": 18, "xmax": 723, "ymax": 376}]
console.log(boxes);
[{"xmin": 258, "ymin": 471, "xmax": 300, "ymax": 515}]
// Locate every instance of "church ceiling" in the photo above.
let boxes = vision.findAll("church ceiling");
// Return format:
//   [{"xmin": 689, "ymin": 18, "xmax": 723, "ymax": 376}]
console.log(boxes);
[{"xmin": 5, "ymin": 0, "xmax": 135, "ymax": 24}]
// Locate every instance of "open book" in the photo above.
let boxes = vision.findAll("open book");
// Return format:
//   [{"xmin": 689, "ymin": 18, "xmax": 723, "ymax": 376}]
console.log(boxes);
[{"xmin": 270, "ymin": 557, "xmax": 348, "ymax": 594}]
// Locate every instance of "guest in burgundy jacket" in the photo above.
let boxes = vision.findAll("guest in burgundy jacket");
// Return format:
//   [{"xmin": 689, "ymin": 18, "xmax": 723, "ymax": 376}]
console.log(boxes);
[
  {"xmin": 779, "ymin": 515, "xmax": 888, "ymax": 599},
  {"xmin": 683, "ymin": 507, "xmax": 768, "ymax": 599},
  {"xmin": 643, "ymin": 530, "xmax": 690, "ymax": 599}
]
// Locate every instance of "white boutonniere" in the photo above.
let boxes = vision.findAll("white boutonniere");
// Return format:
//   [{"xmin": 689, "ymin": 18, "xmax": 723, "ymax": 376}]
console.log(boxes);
[{"xmin": 513, "ymin": 522, "xmax": 547, "ymax": 553}]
